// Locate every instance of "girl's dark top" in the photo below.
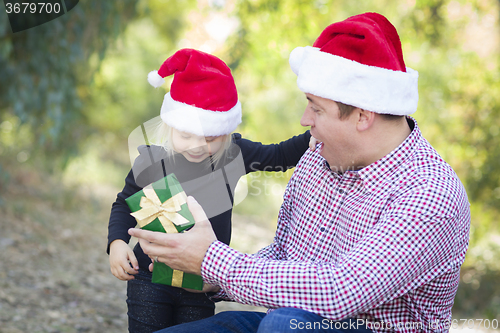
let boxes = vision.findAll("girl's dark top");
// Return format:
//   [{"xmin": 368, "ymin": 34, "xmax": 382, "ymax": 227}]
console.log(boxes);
[{"xmin": 107, "ymin": 131, "xmax": 311, "ymax": 271}]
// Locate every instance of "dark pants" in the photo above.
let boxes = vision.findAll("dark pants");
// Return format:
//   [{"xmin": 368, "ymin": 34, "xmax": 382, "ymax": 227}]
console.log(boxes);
[
  {"xmin": 126, "ymin": 269, "xmax": 215, "ymax": 333},
  {"xmin": 156, "ymin": 307, "xmax": 374, "ymax": 332}
]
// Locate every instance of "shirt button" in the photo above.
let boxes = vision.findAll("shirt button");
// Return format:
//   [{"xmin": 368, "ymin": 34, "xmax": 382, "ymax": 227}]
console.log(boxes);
[
  {"xmin": 320, "ymin": 227, "xmax": 325, "ymax": 232},
  {"xmin": 338, "ymin": 189, "xmax": 344, "ymax": 194}
]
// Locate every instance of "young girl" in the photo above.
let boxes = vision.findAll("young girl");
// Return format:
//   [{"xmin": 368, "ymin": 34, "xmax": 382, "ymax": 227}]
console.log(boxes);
[{"xmin": 107, "ymin": 48, "xmax": 311, "ymax": 333}]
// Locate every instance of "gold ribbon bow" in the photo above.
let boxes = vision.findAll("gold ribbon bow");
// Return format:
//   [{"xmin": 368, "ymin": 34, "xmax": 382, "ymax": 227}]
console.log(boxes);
[
  {"xmin": 130, "ymin": 185, "xmax": 189, "ymax": 287},
  {"xmin": 131, "ymin": 185, "xmax": 189, "ymax": 233}
]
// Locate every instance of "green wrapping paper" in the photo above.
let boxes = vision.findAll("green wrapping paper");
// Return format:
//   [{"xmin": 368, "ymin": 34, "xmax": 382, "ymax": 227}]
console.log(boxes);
[{"xmin": 125, "ymin": 173, "xmax": 204, "ymax": 290}]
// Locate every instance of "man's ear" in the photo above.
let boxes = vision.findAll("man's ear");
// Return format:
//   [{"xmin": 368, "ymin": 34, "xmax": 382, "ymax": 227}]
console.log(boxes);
[{"xmin": 356, "ymin": 109, "xmax": 375, "ymax": 132}]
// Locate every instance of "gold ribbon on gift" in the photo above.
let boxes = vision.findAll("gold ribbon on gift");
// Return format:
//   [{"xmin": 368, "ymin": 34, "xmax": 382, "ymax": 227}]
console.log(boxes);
[
  {"xmin": 131, "ymin": 185, "xmax": 189, "ymax": 232},
  {"xmin": 130, "ymin": 185, "xmax": 189, "ymax": 287}
]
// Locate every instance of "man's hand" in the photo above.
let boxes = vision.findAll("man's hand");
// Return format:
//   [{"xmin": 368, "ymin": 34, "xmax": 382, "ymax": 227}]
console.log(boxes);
[
  {"xmin": 128, "ymin": 196, "xmax": 217, "ymax": 276},
  {"xmin": 183, "ymin": 283, "xmax": 220, "ymax": 294}
]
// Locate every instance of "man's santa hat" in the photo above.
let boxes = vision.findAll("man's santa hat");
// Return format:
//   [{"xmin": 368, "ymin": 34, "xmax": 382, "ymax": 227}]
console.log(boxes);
[
  {"xmin": 148, "ymin": 48, "xmax": 241, "ymax": 137},
  {"xmin": 289, "ymin": 12, "xmax": 418, "ymax": 115}
]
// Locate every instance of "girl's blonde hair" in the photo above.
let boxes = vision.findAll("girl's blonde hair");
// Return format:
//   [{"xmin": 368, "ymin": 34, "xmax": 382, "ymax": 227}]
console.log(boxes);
[{"xmin": 145, "ymin": 117, "xmax": 232, "ymax": 165}]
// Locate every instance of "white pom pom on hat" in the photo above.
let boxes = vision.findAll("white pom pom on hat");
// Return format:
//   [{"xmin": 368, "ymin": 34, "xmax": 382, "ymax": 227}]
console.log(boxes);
[
  {"xmin": 289, "ymin": 46, "xmax": 305, "ymax": 76},
  {"xmin": 147, "ymin": 70, "xmax": 165, "ymax": 88}
]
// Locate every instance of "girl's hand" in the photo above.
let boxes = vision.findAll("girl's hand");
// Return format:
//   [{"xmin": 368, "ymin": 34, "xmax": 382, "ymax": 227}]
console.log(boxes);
[
  {"xmin": 183, "ymin": 283, "xmax": 220, "ymax": 294},
  {"xmin": 309, "ymin": 135, "xmax": 320, "ymax": 151},
  {"xmin": 109, "ymin": 239, "xmax": 139, "ymax": 281}
]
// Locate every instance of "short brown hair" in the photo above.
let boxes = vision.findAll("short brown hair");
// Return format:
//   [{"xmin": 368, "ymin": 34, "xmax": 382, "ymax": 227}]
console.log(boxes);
[
  {"xmin": 337, "ymin": 102, "xmax": 404, "ymax": 121},
  {"xmin": 337, "ymin": 102, "xmax": 356, "ymax": 119}
]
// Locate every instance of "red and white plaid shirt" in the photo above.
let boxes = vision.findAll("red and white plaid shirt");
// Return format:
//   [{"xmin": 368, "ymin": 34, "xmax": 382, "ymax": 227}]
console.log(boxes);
[{"xmin": 202, "ymin": 118, "xmax": 470, "ymax": 332}]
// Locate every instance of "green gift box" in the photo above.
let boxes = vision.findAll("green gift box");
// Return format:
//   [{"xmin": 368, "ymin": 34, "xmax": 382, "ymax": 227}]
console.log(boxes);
[{"xmin": 125, "ymin": 173, "xmax": 204, "ymax": 290}]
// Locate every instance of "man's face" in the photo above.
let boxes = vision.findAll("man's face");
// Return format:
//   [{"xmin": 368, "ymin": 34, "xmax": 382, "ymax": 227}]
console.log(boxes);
[
  {"xmin": 300, "ymin": 93, "xmax": 358, "ymax": 172},
  {"xmin": 171, "ymin": 128, "xmax": 225, "ymax": 163}
]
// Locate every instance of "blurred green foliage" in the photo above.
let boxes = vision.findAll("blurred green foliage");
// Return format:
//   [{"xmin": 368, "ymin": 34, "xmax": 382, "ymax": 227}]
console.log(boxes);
[{"xmin": 0, "ymin": 1, "xmax": 138, "ymax": 163}]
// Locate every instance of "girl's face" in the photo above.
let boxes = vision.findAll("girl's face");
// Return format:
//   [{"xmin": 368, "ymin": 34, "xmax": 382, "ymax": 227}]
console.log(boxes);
[{"xmin": 171, "ymin": 128, "xmax": 226, "ymax": 163}]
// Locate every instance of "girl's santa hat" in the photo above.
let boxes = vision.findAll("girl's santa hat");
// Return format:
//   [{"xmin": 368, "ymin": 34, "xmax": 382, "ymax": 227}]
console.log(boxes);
[
  {"xmin": 289, "ymin": 12, "xmax": 419, "ymax": 115},
  {"xmin": 148, "ymin": 48, "xmax": 241, "ymax": 137}
]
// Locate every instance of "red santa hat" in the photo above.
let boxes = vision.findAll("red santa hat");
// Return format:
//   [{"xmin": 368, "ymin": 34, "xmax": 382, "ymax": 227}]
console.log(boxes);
[
  {"xmin": 148, "ymin": 48, "xmax": 242, "ymax": 137},
  {"xmin": 289, "ymin": 12, "xmax": 418, "ymax": 115}
]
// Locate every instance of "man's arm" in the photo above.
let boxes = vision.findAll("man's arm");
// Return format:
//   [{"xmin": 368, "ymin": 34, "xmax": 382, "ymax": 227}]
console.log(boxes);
[
  {"xmin": 199, "ymin": 184, "xmax": 470, "ymax": 320},
  {"xmin": 200, "ymin": 216, "xmax": 467, "ymax": 320}
]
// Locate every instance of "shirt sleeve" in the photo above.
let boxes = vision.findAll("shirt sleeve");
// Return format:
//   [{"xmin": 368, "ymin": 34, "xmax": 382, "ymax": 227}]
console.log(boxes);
[
  {"xmin": 234, "ymin": 130, "xmax": 311, "ymax": 174},
  {"xmin": 201, "ymin": 181, "xmax": 470, "ymax": 320},
  {"xmin": 107, "ymin": 168, "xmax": 141, "ymax": 253}
]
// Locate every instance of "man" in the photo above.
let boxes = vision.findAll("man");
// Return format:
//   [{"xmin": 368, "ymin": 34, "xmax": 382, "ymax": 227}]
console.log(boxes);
[{"xmin": 129, "ymin": 12, "xmax": 470, "ymax": 332}]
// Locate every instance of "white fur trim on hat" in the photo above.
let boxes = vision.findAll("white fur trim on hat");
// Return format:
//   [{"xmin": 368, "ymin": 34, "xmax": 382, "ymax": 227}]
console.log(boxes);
[
  {"xmin": 148, "ymin": 70, "xmax": 166, "ymax": 88},
  {"xmin": 160, "ymin": 93, "xmax": 242, "ymax": 137},
  {"xmin": 289, "ymin": 46, "xmax": 419, "ymax": 115}
]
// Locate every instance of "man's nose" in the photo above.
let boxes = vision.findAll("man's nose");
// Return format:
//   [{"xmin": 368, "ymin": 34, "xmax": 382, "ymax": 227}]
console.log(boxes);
[{"xmin": 300, "ymin": 108, "xmax": 313, "ymax": 127}]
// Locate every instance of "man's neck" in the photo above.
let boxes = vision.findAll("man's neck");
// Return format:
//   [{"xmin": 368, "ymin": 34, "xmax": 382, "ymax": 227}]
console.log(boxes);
[{"xmin": 355, "ymin": 117, "xmax": 412, "ymax": 170}]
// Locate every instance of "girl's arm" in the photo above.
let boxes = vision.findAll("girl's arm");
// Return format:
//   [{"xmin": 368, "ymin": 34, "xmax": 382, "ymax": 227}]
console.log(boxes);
[
  {"xmin": 107, "ymin": 168, "xmax": 142, "ymax": 254},
  {"xmin": 233, "ymin": 130, "xmax": 311, "ymax": 174}
]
